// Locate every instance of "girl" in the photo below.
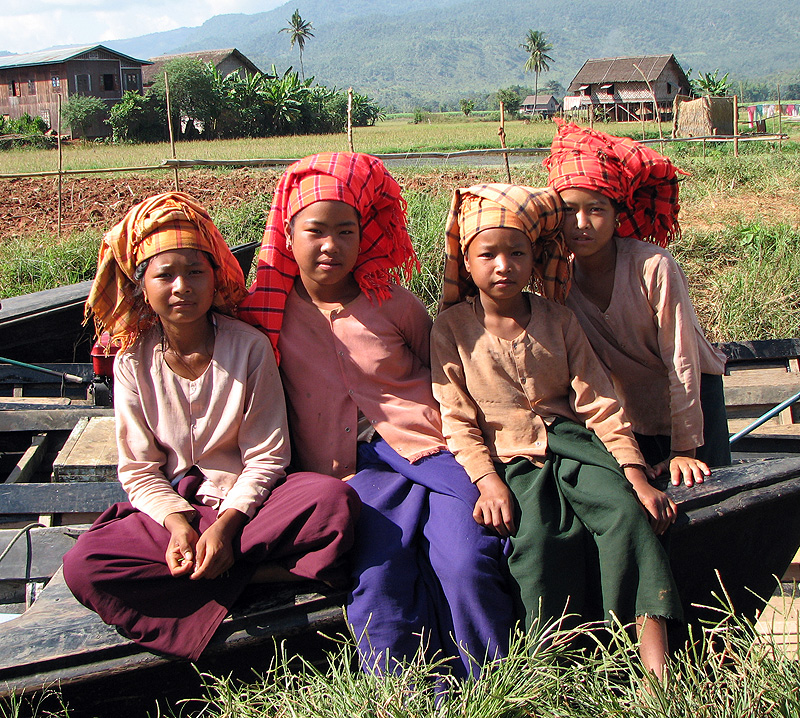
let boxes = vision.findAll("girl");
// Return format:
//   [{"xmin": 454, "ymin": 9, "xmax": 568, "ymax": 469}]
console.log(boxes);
[
  {"xmin": 545, "ymin": 121, "xmax": 729, "ymax": 482},
  {"xmin": 431, "ymin": 183, "xmax": 683, "ymax": 679},
  {"xmin": 63, "ymin": 192, "xmax": 359, "ymax": 661},
  {"xmin": 238, "ymin": 152, "xmax": 513, "ymax": 678}
]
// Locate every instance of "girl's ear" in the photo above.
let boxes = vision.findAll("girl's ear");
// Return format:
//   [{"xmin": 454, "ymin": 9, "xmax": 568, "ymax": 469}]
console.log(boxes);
[{"xmin": 283, "ymin": 218, "xmax": 293, "ymax": 249}]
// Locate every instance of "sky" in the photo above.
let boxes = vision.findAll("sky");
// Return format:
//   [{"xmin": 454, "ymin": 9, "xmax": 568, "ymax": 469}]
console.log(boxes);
[{"xmin": 0, "ymin": 0, "xmax": 285, "ymax": 55}]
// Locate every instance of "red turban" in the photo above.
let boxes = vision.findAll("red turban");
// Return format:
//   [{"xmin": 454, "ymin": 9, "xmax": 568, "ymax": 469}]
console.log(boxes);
[
  {"xmin": 237, "ymin": 153, "xmax": 419, "ymax": 359},
  {"xmin": 544, "ymin": 120, "xmax": 687, "ymax": 247}
]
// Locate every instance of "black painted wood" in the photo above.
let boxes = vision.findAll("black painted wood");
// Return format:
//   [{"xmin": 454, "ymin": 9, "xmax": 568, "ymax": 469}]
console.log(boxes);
[{"xmin": 0, "ymin": 482, "xmax": 127, "ymax": 514}]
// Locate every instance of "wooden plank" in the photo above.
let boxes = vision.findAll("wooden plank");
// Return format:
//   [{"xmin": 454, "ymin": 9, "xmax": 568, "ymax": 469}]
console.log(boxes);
[
  {"xmin": 718, "ymin": 338, "xmax": 800, "ymax": 364},
  {"xmin": 0, "ymin": 526, "xmax": 85, "ymax": 581},
  {"xmin": 6, "ymin": 434, "xmax": 49, "ymax": 484},
  {"xmin": 0, "ymin": 409, "xmax": 113, "ymax": 432},
  {"xmin": 0, "ymin": 482, "xmax": 127, "ymax": 514},
  {"xmin": 0, "ymin": 397, "xmax": 72, "ymax": 406},
  {"xmin": 53, "ymin": 417, "xmax": 117, "ymax": 482}
]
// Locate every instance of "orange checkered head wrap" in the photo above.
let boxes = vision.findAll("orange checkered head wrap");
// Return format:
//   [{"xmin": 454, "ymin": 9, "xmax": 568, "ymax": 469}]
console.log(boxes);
[
  {"xmin": 544, "ymin": 120, "xmax": 686, "ymax": 247},
  {"xmin": 238, "ymin": 152, "xmax": 419, "ymax": 358},
  {"xmin": 440, "ymin": 184, "xmax": 570, "ymax": 311},
  {"xmin": 85, "ymin": 192, "xmax": 247, "ymax": 352}
]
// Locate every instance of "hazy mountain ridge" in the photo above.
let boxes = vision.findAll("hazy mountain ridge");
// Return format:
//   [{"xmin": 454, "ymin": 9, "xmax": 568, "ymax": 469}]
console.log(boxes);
[{"xmin": 103, "ymin": 0, "xmax": 799, "ymax": 110}]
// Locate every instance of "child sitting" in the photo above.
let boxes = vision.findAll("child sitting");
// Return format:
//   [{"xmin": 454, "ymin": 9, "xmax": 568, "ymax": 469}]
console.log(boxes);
[
  {"xmin": 64, "ymin": 192, "xmax": 359, "ymax": 661},
  {"xmin": 545, "ymin": 121, "xmax": 729, "ymax": 483},
  {"xmin": 431, "ymin": 183, "xmax": 683, "ymax": 679},
  {"xmin": 238, "ymin": 153, "xmax": 513, "ymax": 678}
]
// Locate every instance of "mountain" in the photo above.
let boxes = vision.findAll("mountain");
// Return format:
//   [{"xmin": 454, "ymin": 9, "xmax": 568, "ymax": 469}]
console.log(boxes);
[{"xmin": 105, "ymin": 0, "xmax": 800, "ymax": 110}]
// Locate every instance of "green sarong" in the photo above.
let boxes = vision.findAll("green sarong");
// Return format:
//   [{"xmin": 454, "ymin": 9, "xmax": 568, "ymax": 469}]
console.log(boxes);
[{"xmin": 497, "ymin": 418, "xmax": 683, "ymax": 630}]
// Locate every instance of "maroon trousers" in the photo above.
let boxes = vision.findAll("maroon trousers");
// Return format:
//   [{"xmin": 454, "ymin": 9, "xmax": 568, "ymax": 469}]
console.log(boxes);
[{"xmin": 63, "ymin": 471, "xmax": 360, "ymax": 661}]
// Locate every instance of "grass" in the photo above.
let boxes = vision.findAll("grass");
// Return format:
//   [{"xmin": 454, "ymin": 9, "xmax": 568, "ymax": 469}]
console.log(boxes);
[{"xmin": 4, "ymin": 599, "xmax": 797, "ymax": 718}]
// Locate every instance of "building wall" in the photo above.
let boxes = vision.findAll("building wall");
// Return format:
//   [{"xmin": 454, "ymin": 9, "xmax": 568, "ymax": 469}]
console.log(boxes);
[
  {"xmin": 1, "ymin": 54, "xmax": 144, "ymax": 137},
  {"xmin": 0, "ymin": 64, "xmax": 68, "ymax": 128}
]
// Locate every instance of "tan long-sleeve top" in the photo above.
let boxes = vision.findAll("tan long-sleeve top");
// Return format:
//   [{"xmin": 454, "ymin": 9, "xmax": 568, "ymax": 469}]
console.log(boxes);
[
  {"xmin": 278, "ymin": 284, "xmax": 446, "ymax": 479},
  {"xmin": 431, "ymin": 295, "xmax": 644, "ymax": 483},
  {"xmin": 114, "ymin": 314, "xmax": 290, "ymax": 526},
  {"xmin": 566, "ymin": 237, "xmax": 726, "ymax": 451}
]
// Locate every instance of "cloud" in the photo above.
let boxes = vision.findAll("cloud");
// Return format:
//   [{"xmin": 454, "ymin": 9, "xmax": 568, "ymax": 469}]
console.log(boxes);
[{"xmin": 0, "ymin": 0, "xmax": 283, "ymax": 54}]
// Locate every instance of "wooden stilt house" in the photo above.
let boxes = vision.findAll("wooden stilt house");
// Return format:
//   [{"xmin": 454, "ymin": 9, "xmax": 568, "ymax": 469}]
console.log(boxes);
[{"xmin": 565, "ymin": 55, "xmax": 691, "ymax": 123}]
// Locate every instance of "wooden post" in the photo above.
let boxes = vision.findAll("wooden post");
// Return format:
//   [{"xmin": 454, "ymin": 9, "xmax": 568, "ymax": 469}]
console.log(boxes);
[
  {"xmin": 733, "ymin": 94, "xmax": 739, "ymax": 157},
  {"xmin": 589, "ymin": 104, "xmax": 594, "ymax": 129},
  {"xmin": 777, "ymin": 84, "xmax": 783, "ymax": 151},
  {"xmin": 164, "ymin": 72, "xmax": 180, "ymax": 192},
  {"xmin": 347, "ymin": 87, "xmax": 354, "ymax": 152},
  {"xmin": 641, "ymin": 101, "xmax": 645, "ymax": 139},
  {"xmin": 497, "ymin": 101, "xmax": 511, "ymax": 183},
  {"xmin": 57, "ymin": 93, "xmax": 62, "ymax": 241}
]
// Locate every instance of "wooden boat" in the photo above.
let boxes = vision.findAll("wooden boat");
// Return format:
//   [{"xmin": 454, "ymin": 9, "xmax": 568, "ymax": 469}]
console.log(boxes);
[{"xmin": 0, "ymin": 240, "xmax": 260, "ymax": 364}]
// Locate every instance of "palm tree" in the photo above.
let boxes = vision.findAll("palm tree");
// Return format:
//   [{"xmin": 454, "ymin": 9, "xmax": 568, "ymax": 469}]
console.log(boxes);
[
  {"xmin": 280, "ymin": 9, "xmax": 314, "ymax": 79},
  {"xmin": 520, "ymin": 30, "xmax": 554, "ymax": 115}
]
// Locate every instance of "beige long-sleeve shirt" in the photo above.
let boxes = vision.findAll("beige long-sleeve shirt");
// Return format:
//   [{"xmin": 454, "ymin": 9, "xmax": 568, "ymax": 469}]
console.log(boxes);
[
  {"xmin": 114, "ymin": 314, "xmax": 290, "ymax": 526},
  {"xmin": 431, "ymin": 295, "xmax": 644, "ymax": 483},
  {"xmin": 566, "ymin": 237, "xmax": 726, "ymax": 451},
  {"xmin": 278, "ymin": 284, "xmax": 446, "ymax": 479}
]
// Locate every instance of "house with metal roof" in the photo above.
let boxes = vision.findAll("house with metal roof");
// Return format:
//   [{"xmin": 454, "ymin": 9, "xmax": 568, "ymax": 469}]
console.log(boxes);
[
  {"xmin": 565, "ymin": 55, "xmax": 690, "ymax": 122},
  {"xmin": 142, "ymin": 49, "xmax": 261, "ymax": 88},
  {"xmin": 0, "ymin": 45, "xmax": 150, "ymax": 138},
  {"xmin": 520, "ymin": 94, "xmax": 562, "ymax": 118}
]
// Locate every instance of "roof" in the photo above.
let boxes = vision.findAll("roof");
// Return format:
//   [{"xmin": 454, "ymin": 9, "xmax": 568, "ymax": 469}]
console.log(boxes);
[
  {"xmin": 521, "ymin": 95, "xmax": 559, "ymax": 106},
  {"xmin": 0, "ymin": 45, "xmax": 150, "ymax": 70},
  {"xmin": 567, "ymin": 55, "xmax": 686, "ymax": 92},
  {"xmin": 142, "ymin": 49, "xmax": 261, "ymax": 85}
]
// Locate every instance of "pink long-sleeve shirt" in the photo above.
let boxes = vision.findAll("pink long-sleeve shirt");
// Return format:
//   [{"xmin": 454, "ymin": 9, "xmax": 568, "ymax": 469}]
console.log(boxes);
[
  {"xmin": 277, "ymin": 284, "xmax": 446, "ymax": 479},
  {"xmin": 114, "ymin": 314, "xmax": 290, "ymax": 526},
  {"xmin": 566, "ymin": 237, "xmax": 726, "ymax": 451}
]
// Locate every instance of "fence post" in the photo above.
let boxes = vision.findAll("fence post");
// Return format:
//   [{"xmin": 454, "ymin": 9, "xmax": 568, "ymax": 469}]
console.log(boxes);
[
  {"xmin": 57, "ymin": 93, "xmax": 62, "ymax": 241},
  {"xmin": 733, "ymin": 95, "xmax": 739, "ymax": 157},
  {"xmin": 777, "ymin": 84, "xmax": 783, "ymax": 151},
  {"xmin": 164, "ymin": 72, "xmax": 181, "ymax": 192},
  {"xmin": 347, "ymin": 87, "xmax": 354, "ymax": 152},
  {"xmin": 497, "ymin": 101, "xmax": 511, "ymax": 183}
]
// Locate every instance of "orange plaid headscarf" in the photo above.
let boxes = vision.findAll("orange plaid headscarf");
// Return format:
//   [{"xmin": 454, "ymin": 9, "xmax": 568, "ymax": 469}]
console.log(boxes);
[
  {"xmin": 544, "ymin": 120, "xmax": 686, "ymax": 247},
  {"xmin": 238, "ymin": 153, "xmax": 419, "ymax": 358},
  {"xmin": 440, "ymin": 184, "xmax": 569, "ymax": 311},
  {"xmin": 85, "ymin": 192, "xmax": 247, "ymax": 352}
]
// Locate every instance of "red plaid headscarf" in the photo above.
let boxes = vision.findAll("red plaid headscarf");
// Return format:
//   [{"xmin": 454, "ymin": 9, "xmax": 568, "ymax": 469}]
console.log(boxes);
[
  {"xmin": 440, "ymin": 184, "xmax": 569, "ymax": 311},
  {"xmin": 544, "ymin": 120, "xmax": 686, "ymax": 247},
  {"xmin": 238, "ymin": 153, "xmax": 419, "ymax": 358},
  {"xmin": 85, "ymin": 192, "xmax": 247, "ymax": 352}
]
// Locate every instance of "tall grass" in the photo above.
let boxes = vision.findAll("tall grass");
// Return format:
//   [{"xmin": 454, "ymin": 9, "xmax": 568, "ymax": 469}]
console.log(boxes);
[
  {"xmin": 156, "ymin": 603, "xmax": 800, "ymax": 717},
  {"xmin": 0, "ymin": 230, "xmax": 101, "ymax": 297}
]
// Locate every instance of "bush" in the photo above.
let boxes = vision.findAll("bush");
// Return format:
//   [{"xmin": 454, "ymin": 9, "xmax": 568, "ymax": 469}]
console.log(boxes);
[
  {"xmin": 61, "ymin": 95, "xmax": 108, "ymax": 139},
  {"xmin": 107, "ymin": 91, "xmax": 164, "ymax": 143}
]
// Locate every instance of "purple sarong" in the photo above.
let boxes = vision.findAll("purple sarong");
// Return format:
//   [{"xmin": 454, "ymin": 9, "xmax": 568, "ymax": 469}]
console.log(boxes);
[
  {"xmin": 63, "ymin": 471, "xmax": 360, "ymax": 660},
  {"xmin": 346, "ymin": 437, "xmax": 514, "ymax": 678}
]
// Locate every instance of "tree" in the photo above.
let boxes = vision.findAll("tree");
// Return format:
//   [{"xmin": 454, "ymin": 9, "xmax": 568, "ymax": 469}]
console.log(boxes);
[
  {"xmin": 692, "ymin": 70, "xmax": 732, "ymax": 97},
  {"xmin": 495, "ymin": 88, "xmax": 521, "ymax": 117},
  {"xmin": 280, "ymin": 9, "xmax": 315, "ymax": 79},
  {"xmin": 520, "ymin": 30, "xmax": 554, "ymax": 113},
  {"xmin": 460, "ymin": 98, "xmax": 475, "ymax": 117},
  {"xmin": 149, "ymin": 58, "xmax": 226, "ymax": 138},
  {"xmin": 61, "ymin": 94, "xmax": 108, "ymax": 139}
]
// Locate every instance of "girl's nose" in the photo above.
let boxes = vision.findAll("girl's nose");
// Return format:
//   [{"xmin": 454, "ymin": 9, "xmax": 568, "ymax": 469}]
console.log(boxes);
[{"xmin": 576, "ymin": 209, "xmax": 590, "ymax": 228}]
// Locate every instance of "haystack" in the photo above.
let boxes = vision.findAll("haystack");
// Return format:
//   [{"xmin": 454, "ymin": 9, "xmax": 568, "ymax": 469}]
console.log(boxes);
[{"xmin": 673, "ymin": 95, "xmax": 734, "ymax": 137}]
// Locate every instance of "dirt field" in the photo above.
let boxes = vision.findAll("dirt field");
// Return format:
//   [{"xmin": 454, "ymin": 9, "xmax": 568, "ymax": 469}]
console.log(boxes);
[{"xmin": 1, "ymin": 168, "xmax": 799, "ymax": 239}]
